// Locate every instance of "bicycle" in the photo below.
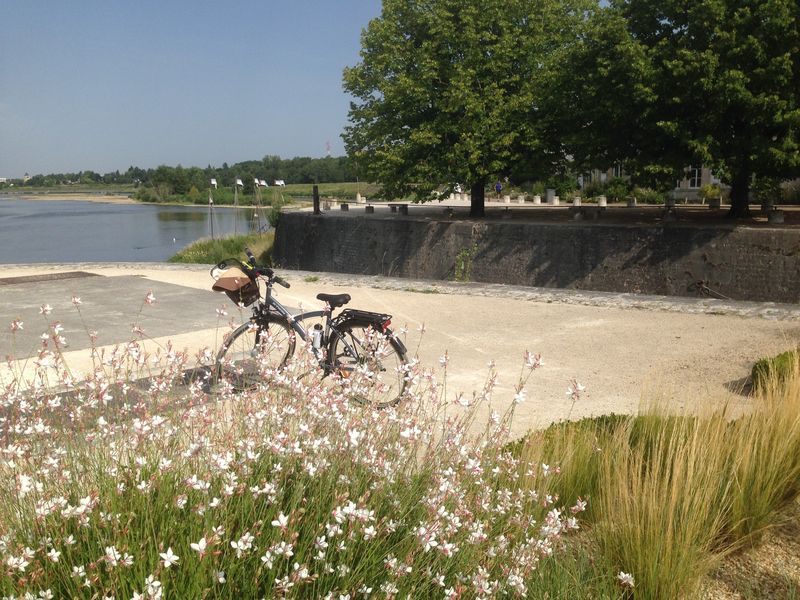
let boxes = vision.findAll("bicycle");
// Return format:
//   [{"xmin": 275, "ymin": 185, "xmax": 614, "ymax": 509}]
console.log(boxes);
[{"xmin": 210, "ymin": 249, "xmax": 410, "ymax": 407}]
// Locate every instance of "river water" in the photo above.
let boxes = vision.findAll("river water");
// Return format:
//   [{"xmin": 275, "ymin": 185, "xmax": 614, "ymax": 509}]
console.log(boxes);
[{"xmin": 0, "ymin": 197, "xmax": 270, "ymax": 263}]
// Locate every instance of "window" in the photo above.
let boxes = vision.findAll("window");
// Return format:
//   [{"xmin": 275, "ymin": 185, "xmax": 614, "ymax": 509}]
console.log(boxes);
[
  {"xmin": 612, "ymin": 164, "xmax": 623, "ymax": 178},
  {"xmin": 688, "ymin": 166, "xmax": 701, "ymax": 188}
]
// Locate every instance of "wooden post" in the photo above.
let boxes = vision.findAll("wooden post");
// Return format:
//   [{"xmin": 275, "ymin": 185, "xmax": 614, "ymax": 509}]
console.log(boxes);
[{"xmin": 313, "ymin": 184, "xmax": 320, "ymax": 214}]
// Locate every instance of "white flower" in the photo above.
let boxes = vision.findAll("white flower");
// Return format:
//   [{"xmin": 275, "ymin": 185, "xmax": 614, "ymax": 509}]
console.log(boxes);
[
  {"xmin": 47, "ymin": 548, "xmax": 61, "ymax": 562},
  {"xmin": 567, "ymin": 380, "xmax": 586, "ymax": 399},
  {"xmin": 145, "ymin": 574, "xmax": 162, "ymax": 598},
  {"xmin": 145, "ymin": 291, "xmax": 156, "ymax": 305},
  {"xmin": 271, "ymin": 512, "xmax": 289, "ymax": 529},
  {"xmin": 104, "ymin": 545, "xmax": 121, "ymax": 567},
  {"xmin": 39, "ymin": 304, "xmax": 53, "ymax": 315},
  {"xmin": 231, "ymin": 532, "xmax": 254, "ymax": 558},
  {"xmin": 190, "ymin": 537, "xmax": 207, "ymax": 556},
  {"xmin": 159, "ymin": 547, "xmax": 179, "ymax": 568},
  {"xmin": 348, "ymin": 428, "xmax": 363, "ymax": 448},
  {"xmin": 513, "ymin": 389, "xmax": 526, "ymax": 404},
  {"xmin": 617, "ymin": 571, "xmax": 635, "ymax": 588}
]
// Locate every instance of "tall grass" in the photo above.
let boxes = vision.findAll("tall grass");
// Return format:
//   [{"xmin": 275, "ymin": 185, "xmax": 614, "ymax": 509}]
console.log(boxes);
[
  {"xmin": 168, "ymin": 232, "xmax": 274, "ymax": 265},
  {"xmin": 516, "ymin": 353, "xmax": 800, "ymax": 599},
  {"xmin": 594, "ymin": 413, "xmax": 733, "ymax": 599}
]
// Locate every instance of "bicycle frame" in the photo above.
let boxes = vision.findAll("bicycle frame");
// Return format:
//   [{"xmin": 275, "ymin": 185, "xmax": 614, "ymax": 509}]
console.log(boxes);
[
  {"xmin": 251, "ymin": 275, "xmax": 393, "ymax": 372},
  {"xmin": 252, "ymin": 276, "xmax": 332, "ymax": 364}
]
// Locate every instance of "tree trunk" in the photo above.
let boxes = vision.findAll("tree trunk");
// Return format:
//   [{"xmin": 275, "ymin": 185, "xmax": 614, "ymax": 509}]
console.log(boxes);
[
  {"xmin": 470, "ymin": 181, "xmax": 485, "ymax": 218},
  {"xmin": 727, "ymin": 170, "xmax": 751, "ymax": 218}
]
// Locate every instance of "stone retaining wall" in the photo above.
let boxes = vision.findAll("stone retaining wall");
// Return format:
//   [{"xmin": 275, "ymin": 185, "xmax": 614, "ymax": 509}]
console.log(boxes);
[{"xmin": 273, "ymin": 212, "xmax": 800, "ymax": 303}]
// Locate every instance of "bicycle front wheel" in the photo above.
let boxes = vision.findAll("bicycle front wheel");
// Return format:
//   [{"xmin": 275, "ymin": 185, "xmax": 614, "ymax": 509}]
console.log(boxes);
[
  {"xmin": 215, "ymin": 318, "xmax": 296, "ymax": 391},
  {"xmin": 328, "ymin": 319, "xmax": 409, "ymax": 407}
]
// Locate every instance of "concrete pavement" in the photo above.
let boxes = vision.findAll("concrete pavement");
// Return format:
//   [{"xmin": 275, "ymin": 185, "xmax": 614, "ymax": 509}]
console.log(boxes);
[{"xmin": 2, "ymin": 262, "xmax": 799, "ymax": 437}]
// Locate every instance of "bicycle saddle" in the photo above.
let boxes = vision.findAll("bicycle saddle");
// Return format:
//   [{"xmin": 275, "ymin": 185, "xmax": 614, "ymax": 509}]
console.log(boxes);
[{"xmin": 316, "ymin": 293, "xmax": 351, "ymax": 308}]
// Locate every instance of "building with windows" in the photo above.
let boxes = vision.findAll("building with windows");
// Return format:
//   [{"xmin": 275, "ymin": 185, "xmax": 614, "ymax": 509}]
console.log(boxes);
[{"xmin": 580, "ymin": 164, "xmax": 723, "ymax": 200}]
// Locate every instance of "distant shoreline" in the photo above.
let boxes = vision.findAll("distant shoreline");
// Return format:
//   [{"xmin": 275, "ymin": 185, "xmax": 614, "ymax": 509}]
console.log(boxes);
[{"xmin": 2, "ymin": 192, "xmax": 139, "ymax": 205}]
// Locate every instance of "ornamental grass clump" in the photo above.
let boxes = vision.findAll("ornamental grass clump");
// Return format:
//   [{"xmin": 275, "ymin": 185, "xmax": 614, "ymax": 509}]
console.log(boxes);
[
  {"xmin": 0, "ymin": 306, "xmax": 585, "ymax": 599},
  {"xmin": 592, "ymin": 363, "xmax": 800, "ymax": 600},
  {"xmin": 594, "ymin": 411, "xmax": 733, "ymax": 600},
  {"xmin": 512, "ymin": 356, "xmax": 800, "ymax": 599},
  {"xmin": 720, "ymin": 355, "xmax": 800, "ymax": 546}
]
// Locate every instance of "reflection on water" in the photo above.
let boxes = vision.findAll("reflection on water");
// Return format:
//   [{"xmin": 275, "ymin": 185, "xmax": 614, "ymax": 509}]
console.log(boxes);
[
  {"xmin": 0, "ymin": 197, "xmax": 270, "ymax": 263},
  {"xmin": 156, "ymin": 211, "xmax": 206, "ymax": 222}
]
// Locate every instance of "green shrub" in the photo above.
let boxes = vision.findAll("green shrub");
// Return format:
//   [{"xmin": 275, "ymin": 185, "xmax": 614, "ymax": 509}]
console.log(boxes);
[
  {"xmin": 633, "ymin": 186, "xmax": 666, "ymax": 204},
  {"xmin": 604, "ymin": 177, "xmax": 632, "ymax": 201},
  {"xmin": 699, "ymin": 183, "xmax": 721, "ymax": 201},
  {"xmin": 782, "ymin": 180, "xmax": 800, "ymax": 205},
  {"xmin": 168, "ymin": 232, "xmax": 274, "ymax": 265}
]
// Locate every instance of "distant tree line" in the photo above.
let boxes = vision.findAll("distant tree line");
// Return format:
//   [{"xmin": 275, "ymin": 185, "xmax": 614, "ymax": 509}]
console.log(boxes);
[{"xmin": 9, "ymin": 155, "xmax": 358, "ymax": 198}]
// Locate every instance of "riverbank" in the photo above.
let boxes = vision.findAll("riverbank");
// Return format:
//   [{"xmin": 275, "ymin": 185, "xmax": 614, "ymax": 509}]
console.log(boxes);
[{"xmin": 4, "ymin": 191, "xmax": 138, "ymax": 204}]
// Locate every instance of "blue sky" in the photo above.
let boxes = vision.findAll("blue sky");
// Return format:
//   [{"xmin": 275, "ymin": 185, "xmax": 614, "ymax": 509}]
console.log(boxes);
[{"xmin": 0, "ymin": 0, "xmax": 383, "ymax": 177}]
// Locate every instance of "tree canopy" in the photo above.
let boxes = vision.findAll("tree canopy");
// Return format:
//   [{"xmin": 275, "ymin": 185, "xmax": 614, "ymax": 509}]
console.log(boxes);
[
  {"xmin": 344, "ymin": 0, "xmax": 799, "ymax": 218},
  {"xmin": 572, "ymin": 0, "xmax": 800, "ymax": 216},
  {"xmin": 343, "ymin": 0, "xmax": 592, "ymax": 217}
]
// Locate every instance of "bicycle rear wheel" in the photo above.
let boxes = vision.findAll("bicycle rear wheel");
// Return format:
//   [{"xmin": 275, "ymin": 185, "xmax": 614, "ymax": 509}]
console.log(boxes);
[
  {"xmin": 328, "ymin": 319, "xmax": 409, "ymax": 407},
  {"xmin": 215, "ymin": 318, "xmax": 295, "ymax": 391}
]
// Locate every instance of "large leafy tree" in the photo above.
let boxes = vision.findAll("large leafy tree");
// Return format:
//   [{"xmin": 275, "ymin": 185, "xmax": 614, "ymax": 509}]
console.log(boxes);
[
  {"xmin": 563, "ymin": 0, "xmax": 800, "ymax": 217},
  {"xmin": 343, "ymin": 0, "xmax": 591, "ymax": 217}
]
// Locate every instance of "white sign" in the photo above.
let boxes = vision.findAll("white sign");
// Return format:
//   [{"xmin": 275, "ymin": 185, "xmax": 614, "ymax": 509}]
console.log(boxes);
[
  {"xmin": 274, "ymin": 179, "xmax": 286, "ymax": 187},
  {"xmin": 236, "ymin": 179, "xmax": 243, "ymax": 187},
  {"xmin": 210, "ymin": 178, "xmax": 217, "ymax": 188}
]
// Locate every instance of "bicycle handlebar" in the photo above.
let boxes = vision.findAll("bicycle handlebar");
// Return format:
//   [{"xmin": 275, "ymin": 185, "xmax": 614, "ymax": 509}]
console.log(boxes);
[{"xmin": 244, "ymin": 247, "xmax": 290, "ymax": 289}]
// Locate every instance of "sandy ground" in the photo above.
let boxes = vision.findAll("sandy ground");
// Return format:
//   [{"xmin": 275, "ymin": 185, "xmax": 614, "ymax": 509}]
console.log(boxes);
[
  {"xmin": 10, "ymin": 193, "xmax": 137, "ymax": 204},
  {"xmin": 2, "ymin": 263, "xmax": 798, "ymax": 438}
]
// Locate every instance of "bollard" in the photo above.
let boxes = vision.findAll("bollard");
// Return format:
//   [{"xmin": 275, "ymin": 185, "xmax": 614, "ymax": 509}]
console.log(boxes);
[
  {"xmin": 768, "ymin": 209, "xmax": 785, "ymax": 224},
  {"xmin": 365, "ymin": 205, "xmax": 374, "ymax": 214},
  {"xmin": 340, "ymin": 203, "xmax": 349, "ymax": 211},
  {"xmin": 597, "ymin": 195, "xmax": 607, "ymax": 207},
  {"xmin": 572, "ymin": 196, "xmax": 581, "ymax": 207},
  {"xmin": 533, "ymin": 195, "xmax": 542, "ymax": 205},
  {"xmin": 313, "ymin": 184, "xmax": 321, "ymax": 215},
  {"xmin": 399, "ymin": 204, "xmax": 409, "ymax": 215}
]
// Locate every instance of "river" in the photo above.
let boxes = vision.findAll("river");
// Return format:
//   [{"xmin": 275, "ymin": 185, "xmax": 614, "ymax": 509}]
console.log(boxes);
[{"xmin": 0, "ymin": 197, "xmax": 270, "ymax": 263}]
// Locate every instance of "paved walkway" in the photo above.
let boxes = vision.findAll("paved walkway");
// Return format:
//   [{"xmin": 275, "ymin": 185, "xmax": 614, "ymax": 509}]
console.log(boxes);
[{"xmin": 2, "ymin": 263, "xmax": 799, "ymax": 436}]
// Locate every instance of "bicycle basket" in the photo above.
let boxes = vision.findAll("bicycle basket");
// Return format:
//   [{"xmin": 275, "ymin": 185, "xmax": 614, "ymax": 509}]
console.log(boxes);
[{"xmin": 212, "ymin": 266, "xmax": 259, "ymax": 306}]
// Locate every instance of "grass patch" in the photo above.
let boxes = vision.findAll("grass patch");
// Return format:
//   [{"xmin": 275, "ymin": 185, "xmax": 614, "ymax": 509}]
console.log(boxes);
[
  {"xmin": 303, "ymin": 275, "xmax": 319, "ymax": 283},
  {"xmin": 168, "ymin": 232, "xmax": 274, "ymax": 265},
  {"xmin": 752, "ymin": 348, "xmax": 799, "ymax": 392},
  {"xmin": 512, "ymin": 363, "xmax": 800, "ymax": 599}
]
